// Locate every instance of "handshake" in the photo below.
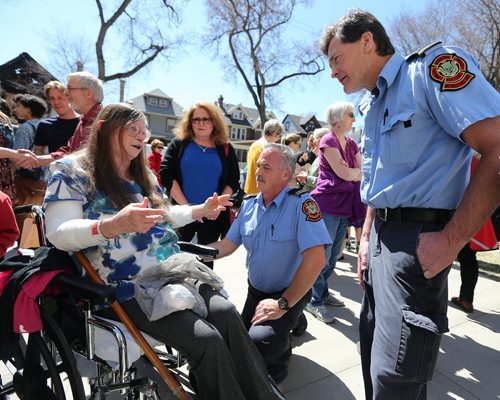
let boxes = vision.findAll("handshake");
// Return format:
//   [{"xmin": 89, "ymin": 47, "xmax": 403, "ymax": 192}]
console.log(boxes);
[{"xmin": 1, "ymin": 148, "xmax": 40, "ymax": 169}]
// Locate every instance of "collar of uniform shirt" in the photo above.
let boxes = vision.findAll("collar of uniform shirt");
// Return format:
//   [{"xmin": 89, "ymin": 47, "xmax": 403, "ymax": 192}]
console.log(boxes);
[{"xmin": 256, "ymin": 186, "xmax": 289, "ymax": 208}]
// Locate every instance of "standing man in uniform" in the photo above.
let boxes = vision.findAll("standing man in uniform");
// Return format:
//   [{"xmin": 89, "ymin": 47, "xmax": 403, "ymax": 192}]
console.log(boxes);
[
  {"xmin": 19, "ymin": 72, "xmax": 103, "ymax": 168},
  {"xmin": 244, "ymin": 119, "xmax": 284, "ymax": 194},
  {"xmin": 320, "ymin": 9, "xmax": 500, "ymax": 400},
  {"xmin": 211, "ymin": 143, "xmax": 331, "ymax": 383}
]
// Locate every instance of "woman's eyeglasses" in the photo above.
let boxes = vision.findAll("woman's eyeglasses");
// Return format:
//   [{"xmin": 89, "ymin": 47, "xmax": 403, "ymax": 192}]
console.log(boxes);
[
  {"xmin": 348, "ymin": 112, "xmax": 355, "ymax": 118},
  {"xmin": 156, "ymin": 146, "xmax": 164, "ymax": 150},
  {"xmin": 191, "ymin": 117, "xmax": 213, "ymax": 125},
  {"xmin": 125, "ymin": 123, "xmax": 151, "ymax": 142}
]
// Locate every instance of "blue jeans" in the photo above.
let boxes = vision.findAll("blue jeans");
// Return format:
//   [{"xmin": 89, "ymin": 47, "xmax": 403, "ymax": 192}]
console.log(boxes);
[{"xmin": 310, "ymin": 214, "xmax": 349, "ymax": 306}]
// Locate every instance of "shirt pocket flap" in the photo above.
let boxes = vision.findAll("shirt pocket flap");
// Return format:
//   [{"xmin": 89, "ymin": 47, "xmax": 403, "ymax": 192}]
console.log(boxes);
[
  {"xmin": 381, "ymin": 110, "xmax": 415, "ymax": 134},
  {"xmin": 271, "ymin": 229, "xmax": 294, "ymax": 242}
]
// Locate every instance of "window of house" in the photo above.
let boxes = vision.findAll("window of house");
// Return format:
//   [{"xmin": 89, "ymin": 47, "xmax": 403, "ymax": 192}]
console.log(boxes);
[
  {"xmin": 166, "ymin": 118, "xmax": 176, "ymax": 133},
  {"xmin": 159, "ymin": 99, "xmax": 169, "ymax": 108},
  {"xmin": 231, "ymin": 127, "xmax": 246, "ymax": 140},
  {"xmin": 233, "ymin": 111, "xmax": 243, "ymax": 120},
  {"xmin": 148, "ymin": 97, "xmax": 158, "ymax": 106}
]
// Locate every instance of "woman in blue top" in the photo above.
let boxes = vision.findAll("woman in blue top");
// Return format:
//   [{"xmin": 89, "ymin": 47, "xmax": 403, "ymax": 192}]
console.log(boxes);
[
  {"xmin": 160, "ymin": 101, "xmax": 240, "ymax": 268},
  {"xmin": 44, "ymin": 103, "xmax": 284, "ymax": 400}
]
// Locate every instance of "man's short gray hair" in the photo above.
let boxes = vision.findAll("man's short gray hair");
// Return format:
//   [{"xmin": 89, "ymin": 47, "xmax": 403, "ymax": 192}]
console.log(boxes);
[
  {"xmin": 67, "ymin": 71, "xmax": 104, "ymax": 103},
  {"xmin": 263, "ymin": 119, "xmax": 284, "ymax": 137},
  {"xmin": 262, "ymin": 143, "xmax": 295, "ymax": 182},
  {"xmin": 324, "ymin": 101, "xmax": 354, "ymax": 127}
]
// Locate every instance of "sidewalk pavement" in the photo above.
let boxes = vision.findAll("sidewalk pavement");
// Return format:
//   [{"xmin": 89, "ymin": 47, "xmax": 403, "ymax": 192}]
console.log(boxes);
[{"xmin": 214, "ymin": 246, "xmax": 500, "ymax": 400}]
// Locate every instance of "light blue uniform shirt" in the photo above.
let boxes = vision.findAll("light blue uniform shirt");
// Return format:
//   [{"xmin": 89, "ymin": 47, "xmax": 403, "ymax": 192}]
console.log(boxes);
[
  {"xmin": 359, "ymin": 43, "xmax": 500, "ymax": 209},
  {"xmin": 226, "ymin": 186, "xmax": 331, "ymax": 293}
]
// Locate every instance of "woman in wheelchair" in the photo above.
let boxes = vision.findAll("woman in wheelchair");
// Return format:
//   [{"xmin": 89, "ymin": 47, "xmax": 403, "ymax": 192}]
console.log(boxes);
[{"xmin": 43, "ymin": 103, "xmax": 284, "ymax": 400}]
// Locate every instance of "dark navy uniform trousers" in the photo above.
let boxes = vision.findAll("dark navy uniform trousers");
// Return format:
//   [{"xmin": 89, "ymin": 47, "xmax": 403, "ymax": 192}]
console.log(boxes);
[{"xmin": 360, "ymin": 218, "xmax": 450, "ymax": 400}]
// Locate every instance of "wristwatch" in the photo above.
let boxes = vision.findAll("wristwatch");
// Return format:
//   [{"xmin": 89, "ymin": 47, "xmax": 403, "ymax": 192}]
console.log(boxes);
[{"xmin": 277, "ymin": 297, "xmax": 290, "ymax": 310}]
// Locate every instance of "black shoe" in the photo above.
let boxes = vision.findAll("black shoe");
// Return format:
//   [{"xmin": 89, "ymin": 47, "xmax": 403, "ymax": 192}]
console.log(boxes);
[
  {"xmin": 269, "ymin": 366, "xmax": 288, "ymax": 384},
  {"xmin": 291, "ymin": 312, "xmax": 308, "ymax": 337}
]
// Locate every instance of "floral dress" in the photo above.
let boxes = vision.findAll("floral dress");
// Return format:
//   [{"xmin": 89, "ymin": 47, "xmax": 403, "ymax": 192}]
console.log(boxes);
[
  {"xmin": 44, "ymin": 156, "xmax": 180, "ymax": 302},
  {"xmin": 0, "ymin": 122, "xmax": 16, "ymax": 201}
]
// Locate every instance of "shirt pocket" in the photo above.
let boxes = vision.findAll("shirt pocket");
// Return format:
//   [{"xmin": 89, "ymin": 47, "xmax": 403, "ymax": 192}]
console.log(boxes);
[
  {"xmin": 241, "ymin": 222, "xmax": 256, "ymax": 247},
  {"xmin": 270, "ymin": 229, "xmax": 295, "ymax": 244},
  {"xmin": 379, "ymin": 108, "xmax": 421, "ymax": 170}
]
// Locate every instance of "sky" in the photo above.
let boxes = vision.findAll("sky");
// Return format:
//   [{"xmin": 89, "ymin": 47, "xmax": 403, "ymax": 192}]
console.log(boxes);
[{"xmin": 1, "ymin": 0, "xmax": 427, "ymax": 124}]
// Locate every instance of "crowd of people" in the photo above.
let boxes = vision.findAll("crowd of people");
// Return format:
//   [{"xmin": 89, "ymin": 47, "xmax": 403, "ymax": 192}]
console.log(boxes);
[{"xmin": 0, "ymin": 7, "xmax": 498, "ymax": 400}]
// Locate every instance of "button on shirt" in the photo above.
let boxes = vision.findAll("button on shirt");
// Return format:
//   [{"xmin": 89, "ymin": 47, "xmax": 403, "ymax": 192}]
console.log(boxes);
[
  {"xmin": 226, "ymin": 187, "xmax": 331, "ymax": 293},
  {"xmin": 359, "ymin": 44, "xmax": 500, "ymax": 209}
]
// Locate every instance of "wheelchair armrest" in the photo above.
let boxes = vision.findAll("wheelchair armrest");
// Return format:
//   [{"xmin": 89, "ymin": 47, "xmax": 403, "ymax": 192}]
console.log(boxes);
[
  {"xmin": 177, "ymin": 241, "xmax": 219, "ymax": 258},
  {"xmin": 50, "ymin": 274, "xmax": 116, "ymax": 305},
  {"xmin": 14, "ymin": 204, "xmax": 37, "ymax": 214}
]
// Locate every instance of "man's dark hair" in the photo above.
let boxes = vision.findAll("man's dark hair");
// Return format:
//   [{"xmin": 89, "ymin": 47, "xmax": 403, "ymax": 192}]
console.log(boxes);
[
  {"xmin": 13, "ymin": 94, "xmax": 48, "ymax": 119},
  {"xmin": 319, "ymin": 9, "xmax": 395, "ymax": 57}
]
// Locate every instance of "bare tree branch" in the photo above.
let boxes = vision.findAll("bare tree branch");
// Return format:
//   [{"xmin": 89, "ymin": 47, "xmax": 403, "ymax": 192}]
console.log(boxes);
[
  {"xmin": 388, "ymin": 0, "xmax": 499, "ymax": 88},
  {"xmin": 205, "ymin": 0, "xmax": 324, "ymax": 127}
]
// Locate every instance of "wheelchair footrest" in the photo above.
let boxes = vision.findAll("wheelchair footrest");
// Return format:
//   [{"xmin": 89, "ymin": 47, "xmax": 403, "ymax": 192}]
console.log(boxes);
[{"xmin": 95, "ymin": 376, "xmax": 149, "ymax": 394}]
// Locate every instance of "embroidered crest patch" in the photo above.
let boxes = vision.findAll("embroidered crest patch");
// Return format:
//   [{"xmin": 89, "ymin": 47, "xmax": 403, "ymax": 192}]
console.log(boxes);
[
  {"xmin": 429, "ymin": 54, "xmax": 475, "ymax": 91},
  {"xmin": 302, "ymin": 199, "xmax": 321, "ymax": 222}
]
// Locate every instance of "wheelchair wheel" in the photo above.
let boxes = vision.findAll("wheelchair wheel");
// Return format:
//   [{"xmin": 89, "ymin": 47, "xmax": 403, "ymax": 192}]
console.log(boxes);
[{"xmin": 0, "ymin": 309, "xmax": 85, "ymax": 400}]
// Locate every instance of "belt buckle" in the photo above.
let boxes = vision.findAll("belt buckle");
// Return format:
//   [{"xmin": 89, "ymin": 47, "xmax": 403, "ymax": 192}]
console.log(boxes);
[{"xmin": 379, "ymin": 208, "xmax": 388, "ymax": 221}]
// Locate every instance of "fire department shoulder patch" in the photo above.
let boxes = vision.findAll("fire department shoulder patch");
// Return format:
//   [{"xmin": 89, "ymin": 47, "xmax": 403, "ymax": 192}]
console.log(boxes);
[
  {"xmin": 302, "ymin": 199, "xmax": 321, "ymax": 222},
  {"xmin": 429, "ymin": 54, "xmax": 475, "ymax": 91}
]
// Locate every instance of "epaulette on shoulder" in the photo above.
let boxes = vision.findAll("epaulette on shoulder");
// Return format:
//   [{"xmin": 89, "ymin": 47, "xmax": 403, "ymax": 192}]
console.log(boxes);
[
  {"xmin": 243, "ymin": 194, "xmax": 257, "ymax": 201},
  {"xmin": 288, "ymin": 188, "xmax": 308, "ymax": 196},
  {"xmin": 405, "ymin": 41, "xmax": 442, "ymax": 62}
]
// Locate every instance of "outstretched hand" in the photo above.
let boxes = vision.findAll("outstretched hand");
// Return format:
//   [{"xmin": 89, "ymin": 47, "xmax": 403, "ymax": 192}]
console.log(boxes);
[
  {"xmin": 103, "ymin": 197, "xmax": 166, "ymax": 237},
  {"xmin": 13, "ymin": 149, "xmax": 39, "ymax": 169},
  {"xmin": 202, "ymin": 193, "xmax": 232, "ymax": 221}
]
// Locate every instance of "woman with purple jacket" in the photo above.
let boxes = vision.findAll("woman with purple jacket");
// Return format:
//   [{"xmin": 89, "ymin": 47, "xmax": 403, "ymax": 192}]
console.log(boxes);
[{"xmin": 305, "ymin": 101, "xmax": 363, "ymax": 324}]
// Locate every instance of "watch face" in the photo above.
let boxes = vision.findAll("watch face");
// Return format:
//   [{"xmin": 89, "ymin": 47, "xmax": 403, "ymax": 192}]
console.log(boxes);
[{"xmin": 278, "ymin": 297, "xmax": 289, "ymax": 310}]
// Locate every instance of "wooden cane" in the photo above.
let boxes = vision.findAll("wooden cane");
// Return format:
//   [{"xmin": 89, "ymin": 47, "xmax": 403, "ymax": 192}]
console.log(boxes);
[{"xmin": 74, "ymin": 251, "xmax": 191, "ymax": 400}]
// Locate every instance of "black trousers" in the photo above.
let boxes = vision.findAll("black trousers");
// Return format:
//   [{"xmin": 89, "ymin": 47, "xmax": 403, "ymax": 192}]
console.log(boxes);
[
  {"xmin": 241, "ymin": 283, "xmax": 311, "ymax": 376},
  {"xmin": 456, "ymin": 243, "xmax": 478, "ymax": 303},
  {"xmin": 360, "ymin": 219, "xmax": 450, "ymax": 400},
  {"xmin": 96, "ymin": 284, "xmax": 283, "ymax": 400}
]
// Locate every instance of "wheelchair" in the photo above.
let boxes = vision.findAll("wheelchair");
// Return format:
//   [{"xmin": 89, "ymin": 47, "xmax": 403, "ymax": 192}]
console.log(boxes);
[{"xmin": 0, "ymin": 204, "xmax": 218, "ymax": 399}]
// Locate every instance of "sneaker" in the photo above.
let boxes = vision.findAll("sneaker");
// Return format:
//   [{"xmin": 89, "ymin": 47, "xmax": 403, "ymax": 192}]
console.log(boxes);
[
  {"xmin": 305, "ymin": 303, "xmax": 335, "ymax": 323},
  {"xmin": 291, "ymin": 312, "xmax": 308, "ymax": 337},
  {"xmin": 324, "ymin": 293, "xmax": 345, "ymax": 307}
]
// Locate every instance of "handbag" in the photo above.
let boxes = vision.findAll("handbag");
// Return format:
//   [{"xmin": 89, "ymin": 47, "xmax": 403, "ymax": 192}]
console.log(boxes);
[{"xmin": 14, "ymin": 171, "xmax": 46, "ymax": 207}]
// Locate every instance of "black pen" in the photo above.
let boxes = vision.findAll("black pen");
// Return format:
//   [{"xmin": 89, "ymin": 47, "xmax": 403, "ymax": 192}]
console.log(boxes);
[
  {"xmin": 271, "ymin": 224, "xmax": 274, "ymax": 235},
  {"xmin": 383, "ymin": 109, "xmax": 388, "ymax": 124}
]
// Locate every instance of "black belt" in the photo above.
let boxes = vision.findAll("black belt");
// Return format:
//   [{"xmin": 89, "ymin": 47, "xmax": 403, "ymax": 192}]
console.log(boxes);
[{"xmin": 376, "ymin": 208, "xmax": 454, "ymax": 224}]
